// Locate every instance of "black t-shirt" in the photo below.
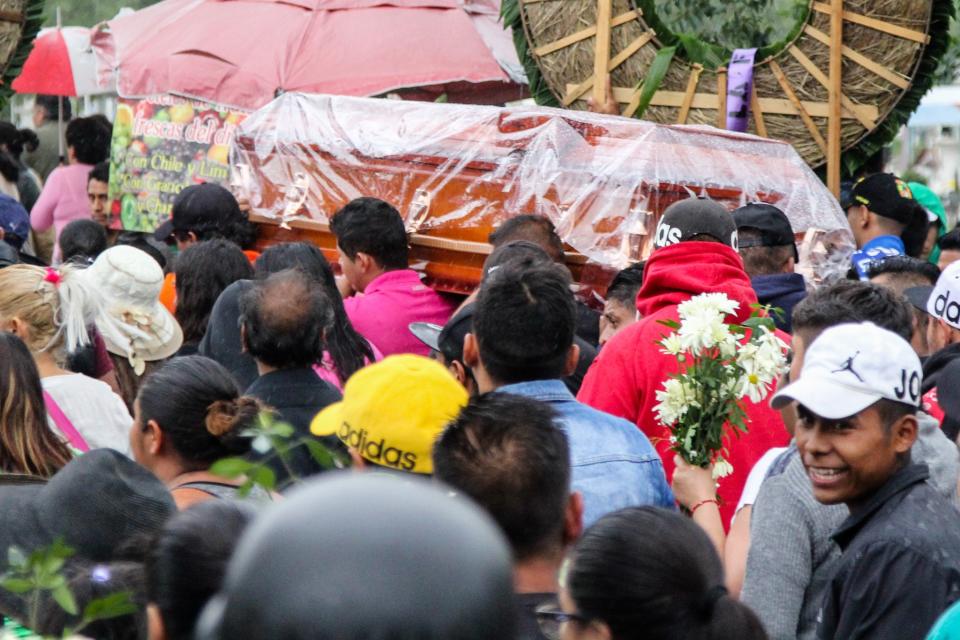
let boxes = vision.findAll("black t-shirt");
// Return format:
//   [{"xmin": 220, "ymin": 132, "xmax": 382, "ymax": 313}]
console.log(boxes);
[{"xmin": 515, "ymin": 592, "xmax": 555, "ymax": 640}]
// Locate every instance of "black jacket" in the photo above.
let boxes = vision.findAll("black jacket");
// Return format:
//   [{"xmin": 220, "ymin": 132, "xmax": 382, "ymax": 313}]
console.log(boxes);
[
  {"xmin": 245, "ymin": 368, "xmax": 342, "ymax": 488},
  {"xmin": 817, "ymin": 464, "xmax": 960, "ymax": 640},
  {"xmin": 922, "ymin": 342, "xmax": 960, "ymax": 394},
  {"xmin": 750, "ymin": 272, "xmax": 807, "ymax": 333}
]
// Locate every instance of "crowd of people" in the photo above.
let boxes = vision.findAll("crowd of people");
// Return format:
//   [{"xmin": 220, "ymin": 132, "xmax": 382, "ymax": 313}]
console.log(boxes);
[{"xmin": 0, "ymin": 94, "xmax": 959, "ymax": 639}]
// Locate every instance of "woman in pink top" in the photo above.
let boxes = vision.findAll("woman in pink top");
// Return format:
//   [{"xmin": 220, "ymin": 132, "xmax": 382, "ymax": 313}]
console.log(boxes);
[{"xmin": 31, "ymin": 117, "xmax": 111, "ymax": 262}]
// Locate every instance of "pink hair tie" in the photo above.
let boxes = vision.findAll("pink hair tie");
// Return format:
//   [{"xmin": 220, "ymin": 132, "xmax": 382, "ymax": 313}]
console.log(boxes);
[{"xmin": 43, "ymin": 267, "xmax": 62, "ymax": 287}]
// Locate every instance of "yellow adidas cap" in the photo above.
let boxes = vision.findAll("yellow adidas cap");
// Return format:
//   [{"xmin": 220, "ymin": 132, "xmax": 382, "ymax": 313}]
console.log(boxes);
[{"xmin": 310, "ymin": 354, "xmax": 469, "ymax": 475}]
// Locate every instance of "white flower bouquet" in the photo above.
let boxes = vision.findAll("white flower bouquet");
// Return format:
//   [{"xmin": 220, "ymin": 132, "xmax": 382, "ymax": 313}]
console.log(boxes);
[{"xmin": 654, "ymin": 293, "xmax": 788, "ymax": 479}]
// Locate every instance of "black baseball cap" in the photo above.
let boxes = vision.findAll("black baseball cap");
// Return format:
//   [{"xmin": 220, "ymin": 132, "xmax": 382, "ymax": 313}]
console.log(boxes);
[
  {"xmin": 904, "ymin": 285, "xmax": 933, "ymax": 313},
  {"xmin": 848, "ymin": 173, "xmax": 922, "ymax": 225},
  {"xmin": 409, "ymin": 304, "xmax": 474, "ymax": 363},
  {"xmin": 154, "ymin": 183, "xmax": 243, "ymax": 242},
  {"xmin": 733, "ymin": 203, "xmax": 798, "ymax": 261},
  {"xmin": 652, "ymin": 197, "xmax": 738, "ymax": 250}
]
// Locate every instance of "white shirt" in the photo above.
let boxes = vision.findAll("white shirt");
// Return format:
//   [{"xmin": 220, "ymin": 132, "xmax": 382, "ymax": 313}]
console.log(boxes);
[
  {"xmin": 42, "ymin": 373, "xmax": 132, "ymax": 455},
  {"xmin": 734, "ymin": 446, "xmax": 789, "ymax": 517}
]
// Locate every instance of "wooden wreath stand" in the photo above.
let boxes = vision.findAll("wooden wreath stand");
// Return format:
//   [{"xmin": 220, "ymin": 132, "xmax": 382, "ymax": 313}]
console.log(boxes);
[
  {"xmin": 538, "ymin": 0, "xmax": 930, "ymax": 197},
  {"xmin": 584, "ymin": 0, "xmax": 844, "ymax": 195}
]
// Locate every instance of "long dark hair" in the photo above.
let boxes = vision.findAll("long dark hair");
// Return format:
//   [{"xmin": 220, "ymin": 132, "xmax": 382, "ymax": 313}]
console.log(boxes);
[
  {"xmin": 137, "ymin": 356, "xmax": 259, "ymax": 469},
  {"xmin": 567, "ymin": 507, "xmax": 766, "ymax": 640},
  {"xmin": 254, "ymin": 242, "xmax": 375, "ymax": 383},
  {"xmin": 175, "ymin": 240, "xmax": 253, "ymax": 344},
  {"xmin": 0, "ymin": 122, "xmax": 39, "ymax": 158},
  {"xmin": 146, "ymin": 500, "xmax": 256, "ymax": 640},
  {"xmin": 0, "ymin": 333, "xmax": 72, "ymax": 476}
]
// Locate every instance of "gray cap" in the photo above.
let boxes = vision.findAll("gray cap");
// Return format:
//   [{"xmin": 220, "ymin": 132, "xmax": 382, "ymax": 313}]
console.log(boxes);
[
  {"xmin": 653, "ymin": 197, "xmax": 739, "ymax": 250},
  {"xmin": 195, "ymin": 473, "xmax": 515, "ymax": 640}
]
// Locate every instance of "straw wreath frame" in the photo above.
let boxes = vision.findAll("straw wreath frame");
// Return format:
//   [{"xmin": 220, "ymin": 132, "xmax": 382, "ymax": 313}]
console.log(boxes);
[{"xmin": 504, "ymin": 0, "xmax": 953, "ymax": 173}]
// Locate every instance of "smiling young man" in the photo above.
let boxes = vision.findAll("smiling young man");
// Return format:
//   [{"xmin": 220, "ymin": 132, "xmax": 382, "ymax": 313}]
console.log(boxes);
[{"xmin": 771, "ymin": 322, "xmax": 960, "ymax": 640}]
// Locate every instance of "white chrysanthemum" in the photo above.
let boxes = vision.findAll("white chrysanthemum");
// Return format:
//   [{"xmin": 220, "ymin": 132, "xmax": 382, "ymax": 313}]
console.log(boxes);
[
  {"xmin": 718, "ymin": 334, "xmax": 738, "ymax": 359},
  {"xmin": 660, "ymin": 333, "xmax": 684, "ymax": 356},
  {"xmin": 677, "ymin": 292, "xmax": 740, "ymax": 322},
  {"xmin": 736, "ymin": 328, "xmax": 787, "ymax": 392},
  {"xmin": 677, "ymin": 312, "xmax": 732, "ymax": 352},
  {"xmin": 754, "ymin": 329, "xmax": 789, "ymax": 376},
  {"xmin": 736, "ymin": 372, "xmax": 773, "ymax": 404},
  {"xmin": 736, "ymin": 329, "xmax": 788, "ymax": 402},
  {"xmin": 712, "ymin": 458, "xmax": 734, "ymax": 480},
  {"xmin": 654, "ymin": 377, "xmax": 697, "ymax": 426}
]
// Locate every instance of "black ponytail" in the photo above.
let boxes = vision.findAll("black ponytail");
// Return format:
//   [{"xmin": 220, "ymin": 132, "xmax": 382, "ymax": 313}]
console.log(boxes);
[
  {"xmin": 17, "ymin": 128, "xmax": 39, "ymax": 155},
  {"xmin": 567, "ymin": 507, "xmax": 766, "ymax": 640},
  {"xmin": 137, "ymin": 356, "xmax": 260, "ymax": 467}
]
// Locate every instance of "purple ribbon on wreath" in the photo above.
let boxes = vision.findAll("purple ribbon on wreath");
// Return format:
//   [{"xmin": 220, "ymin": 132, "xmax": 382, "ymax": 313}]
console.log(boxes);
[{"xmin": 726, "ymin": 48, "xmax": 757, "ymax": 132}]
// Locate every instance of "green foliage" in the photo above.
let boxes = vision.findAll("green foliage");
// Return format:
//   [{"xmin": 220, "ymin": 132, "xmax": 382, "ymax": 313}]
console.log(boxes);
[
  {"xmin": 633, "ymin": 46, "xmax": 676, "ymax": 118},
  {"xmin": 933, "ymin": 10, "xmax": 960, "ymax": 85},
  {"xmin": 645, "ymin": 0, "xmax": 810, "ymax": 61},
  {"xmin": 0, "ymin": 539, "xmax": 135, "ymax": 638},
  {"xmin": 42, "ymin": 0, "xmax": 160, "ymax": 28},
  {"xmin": 0, "ymin": 0, "xmax": 46, "ymax": 114},
  {"xmin": 210, "ymin": 411, "xmax": 346, "ymax": 496}
]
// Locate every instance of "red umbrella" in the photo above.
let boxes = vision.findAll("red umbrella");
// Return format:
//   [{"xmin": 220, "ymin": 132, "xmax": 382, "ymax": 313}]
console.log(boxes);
[
  {"xmin": 92, "ymin": 0, "xmax": 526, "ymax": 111},
  {"xmin": 13, "ymin": 28, "xmax": 77, "ymax": 96},
  {"xmin": 13, "ymin": 11, "xmax": 111, "ymax": 161}
]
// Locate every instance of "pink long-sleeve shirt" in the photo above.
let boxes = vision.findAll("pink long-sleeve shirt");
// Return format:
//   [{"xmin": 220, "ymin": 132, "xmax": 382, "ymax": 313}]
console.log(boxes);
[
  {"xmin": 31, "ymin": 163, "xmax": 94, "ymax": 261},
  {"xmin": 343, "ymin": 269, "xmax": 457, "ymax": 357}
]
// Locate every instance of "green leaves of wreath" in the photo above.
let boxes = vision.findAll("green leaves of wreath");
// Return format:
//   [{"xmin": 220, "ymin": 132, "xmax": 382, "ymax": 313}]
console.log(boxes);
[
  {"xmin": 629, "ymin": 0, "xmax": 810, "ymax": 118},
  {"xmin": 634, "ymin": 0, "xmax": 811, "ymax": 71}
]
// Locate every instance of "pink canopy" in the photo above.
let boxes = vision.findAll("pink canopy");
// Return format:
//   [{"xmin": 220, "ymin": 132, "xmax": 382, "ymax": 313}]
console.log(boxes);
[{"xmin": 91, "ymin": 0, "xmax": 527, "ymax": 110}]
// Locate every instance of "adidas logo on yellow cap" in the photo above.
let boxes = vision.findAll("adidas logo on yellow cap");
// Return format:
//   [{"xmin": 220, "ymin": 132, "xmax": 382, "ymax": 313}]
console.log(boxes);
[{"xmin": 311, "ymin": 355, "xmax": 469, "ymax": 474}]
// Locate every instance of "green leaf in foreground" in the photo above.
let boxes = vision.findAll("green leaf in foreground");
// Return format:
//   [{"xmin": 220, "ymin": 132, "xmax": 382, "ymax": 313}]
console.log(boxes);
[
  {"xmin": 52, "ymin": 583, "xmax": 78, "ymax": 616},
  {"xmin": 209, "ymin": 458, "xmax": 253, "ymax": 479},
  {"xmin": 633, "ymin": 46, "xmax": 676, "ymax": 119},
  {"xmin": 83, "ymin": 591, "xmax": 137, "ymax": 622}
]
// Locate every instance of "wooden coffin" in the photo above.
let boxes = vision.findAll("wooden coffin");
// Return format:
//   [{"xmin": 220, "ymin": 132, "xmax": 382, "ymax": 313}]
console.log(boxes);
[{"xmin": 232, "ymin": 93, "xmax": 850, "ymax": 295}]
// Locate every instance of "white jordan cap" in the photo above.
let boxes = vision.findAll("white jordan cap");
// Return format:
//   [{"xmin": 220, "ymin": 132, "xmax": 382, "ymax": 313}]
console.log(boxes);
[{"xmin": 771, "ymin": 322, "xmax": 921, "ymax": 419}]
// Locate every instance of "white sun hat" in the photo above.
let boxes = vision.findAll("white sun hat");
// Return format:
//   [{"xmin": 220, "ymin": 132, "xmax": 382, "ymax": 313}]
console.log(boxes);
[
  {"xmin": 771, "ymin": 322, "xmax": 921, "ymax": 419},
  {"xmin": 83, "ymin": 245, "xmax": 183, "ymax": 375}
]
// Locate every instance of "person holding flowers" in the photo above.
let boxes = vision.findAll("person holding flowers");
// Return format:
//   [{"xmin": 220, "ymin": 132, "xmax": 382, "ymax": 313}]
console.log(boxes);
[{"xmin": 578, "ymin": 197, "xmax": 792, "ymax": 527}]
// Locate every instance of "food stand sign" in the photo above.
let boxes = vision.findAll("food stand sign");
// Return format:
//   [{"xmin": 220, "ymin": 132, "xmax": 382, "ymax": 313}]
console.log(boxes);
[{"xmin": 108, "ymin": 95, "xmax": 247, "ymax": 233}]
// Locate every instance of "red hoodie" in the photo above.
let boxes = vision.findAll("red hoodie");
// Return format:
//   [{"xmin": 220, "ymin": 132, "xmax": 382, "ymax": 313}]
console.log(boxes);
[{"xmin": 578, "ymin": 241, "xmax": 790, "ymax": 528}]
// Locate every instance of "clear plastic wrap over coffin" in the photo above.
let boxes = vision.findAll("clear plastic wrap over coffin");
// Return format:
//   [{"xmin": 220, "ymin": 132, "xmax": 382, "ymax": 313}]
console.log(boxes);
[{"xmin": 231, "ymin": 92, "xmax": 853, "ymax": 290}]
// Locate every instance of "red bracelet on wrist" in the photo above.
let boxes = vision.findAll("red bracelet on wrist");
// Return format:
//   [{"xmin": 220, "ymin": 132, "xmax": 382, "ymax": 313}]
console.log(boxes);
[{"xmin": 690, "ymin": 498, "xmax": 718, "ymax": 515}]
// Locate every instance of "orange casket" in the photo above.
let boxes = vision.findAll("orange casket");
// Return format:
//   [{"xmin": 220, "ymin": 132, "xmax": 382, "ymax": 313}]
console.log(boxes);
[{"xmin": 231, "ymin": 93, "xmax": 852, "ymax": 294}]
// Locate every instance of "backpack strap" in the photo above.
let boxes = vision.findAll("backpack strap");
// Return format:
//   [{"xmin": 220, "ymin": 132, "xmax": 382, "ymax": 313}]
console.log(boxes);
[{"xmin": 42, "ymin": 390, "xmax": 90, "ymax": 453}]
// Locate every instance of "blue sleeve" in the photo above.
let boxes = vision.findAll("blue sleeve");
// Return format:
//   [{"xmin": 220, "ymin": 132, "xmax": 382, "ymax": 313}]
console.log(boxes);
[{"xmin": 652, "ymin": 460, "xmax": 677, "ymax": 509}]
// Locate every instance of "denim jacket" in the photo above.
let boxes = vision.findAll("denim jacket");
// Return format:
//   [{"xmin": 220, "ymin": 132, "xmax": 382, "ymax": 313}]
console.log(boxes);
[{"xmin": 497, "ymin": 380, "xmax": 675, "ymax": 527}]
